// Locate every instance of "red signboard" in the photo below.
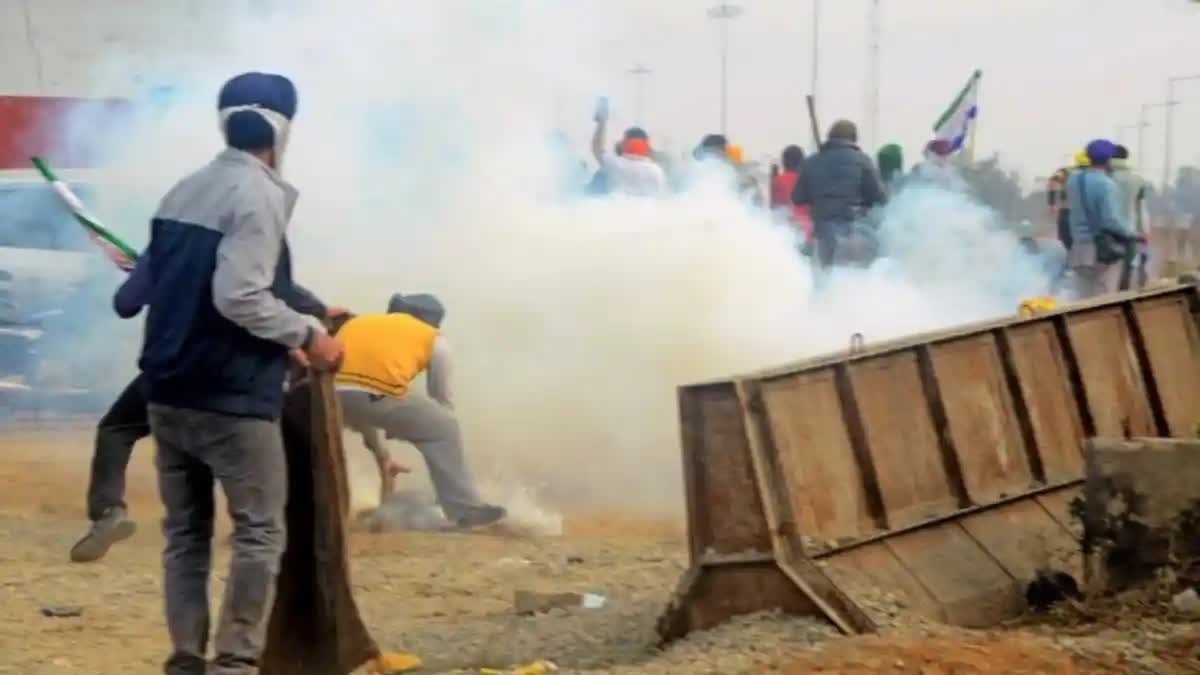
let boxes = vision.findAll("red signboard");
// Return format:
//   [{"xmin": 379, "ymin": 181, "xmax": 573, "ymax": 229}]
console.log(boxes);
[{"xmin": 0, "ymin": 96, "xmax": 136, "ymax": 170}]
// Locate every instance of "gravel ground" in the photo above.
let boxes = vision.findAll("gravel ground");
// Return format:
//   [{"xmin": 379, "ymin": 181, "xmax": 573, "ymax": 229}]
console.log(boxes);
[{"xmin": 1, "ymin": 431, "xmax": 1197, "ymax": 674}]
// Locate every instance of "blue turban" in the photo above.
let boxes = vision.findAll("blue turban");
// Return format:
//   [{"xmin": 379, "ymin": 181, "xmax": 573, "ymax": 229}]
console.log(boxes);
[
  {"xmin": 217, "ymin": 72, "xmax": 297, "ymax": 153},
  {"xmin": 1084, "ymin": 139, "xmax": 1116, "ymax": 166}
]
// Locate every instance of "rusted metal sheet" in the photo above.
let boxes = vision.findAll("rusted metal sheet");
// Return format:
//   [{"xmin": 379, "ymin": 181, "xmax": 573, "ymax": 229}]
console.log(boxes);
[{"xmin": 661, "ymin": 283, "xmax": 1200, "ymax": 642}]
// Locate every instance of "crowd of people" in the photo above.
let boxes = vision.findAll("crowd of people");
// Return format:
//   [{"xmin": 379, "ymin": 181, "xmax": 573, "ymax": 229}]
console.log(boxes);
[{"xmin": 584, "ymin": 104, "xmax": 1188, "ymax": 301}]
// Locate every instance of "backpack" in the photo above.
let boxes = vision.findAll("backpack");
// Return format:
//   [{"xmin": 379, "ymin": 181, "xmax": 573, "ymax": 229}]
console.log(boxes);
[{"xmin": 1077, "ymin": 171, "xmax": 1127, "ymax": 265}]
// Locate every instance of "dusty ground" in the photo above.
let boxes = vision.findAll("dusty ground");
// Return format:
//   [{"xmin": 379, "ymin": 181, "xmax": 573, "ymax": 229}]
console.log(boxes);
[{"xmin": 0, "ymin": 430, "xmax": 1197, "ymax": 674}]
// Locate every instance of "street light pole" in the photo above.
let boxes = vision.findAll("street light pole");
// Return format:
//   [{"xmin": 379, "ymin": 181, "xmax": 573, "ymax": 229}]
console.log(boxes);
[
  {"xmin": 628, "ymin": 63, "xmax": 651, "ymax": 126},
  {"xmin": 1117, "ymin": 122, "xmax": 1147, "ymax": 146},
  {"xmin": 1140, "ymin": 101, "xmax": 1178, "ymax": 175},
  {"xmin": 1164, "ymin": 74, "xmax": 1200, "ymax": 191},
  {"xmin": 708, "ymin": 3, "xmax": 743, "ymax": 135},
  {"xmin": 811, "ymin": 0, "xmax": 821, "ymax": 104},
  {"xmin": 866, "ymin": 0, "xmax": 880, "ymax": 151}
]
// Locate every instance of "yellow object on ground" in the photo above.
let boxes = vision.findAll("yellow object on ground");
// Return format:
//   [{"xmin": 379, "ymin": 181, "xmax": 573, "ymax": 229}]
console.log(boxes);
[
  {"xmin": 369, "ymin": 652, "xmax": 424, "ymax": 673},
  {"xmin": 1018, "ymin": 297, "xmax": 1057, "ymax": 318},
  {"xmin": 480, "ymin": 660, "xmax": 559, "ymax": 674},
  {"xmin": 335, "ymin": 313, "xmax": 437, "ymax": 397}
]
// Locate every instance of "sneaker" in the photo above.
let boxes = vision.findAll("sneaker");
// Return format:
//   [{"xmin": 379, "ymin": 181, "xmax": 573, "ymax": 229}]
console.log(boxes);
[
  {"xmin": 455, "ymin": 504, "xmax": 507, "ymax": 529},
  {"xmin": 69, "ymin": 507, "xmax": 136, "ymax": 563}
]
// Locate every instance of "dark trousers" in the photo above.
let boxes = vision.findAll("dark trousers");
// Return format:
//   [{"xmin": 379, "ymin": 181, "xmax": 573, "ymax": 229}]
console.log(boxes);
[
  {"xmin": 86, "ymin": 374, "xmax": 150, "ymax": 521},
  {"xmin": 813, "ymin": 220, "xmax": 876, "ymax": 272},
  {"xmin": 1117, "ymin": 244, "xmax": 1148, "ymax": 291},
  {"xmin": 1057, "ymin": 208, "xmax": 1073, "ymax": 251},
  {"xmin": 151, "ymin": 404, "xmax": 288, "ymax": 675}
]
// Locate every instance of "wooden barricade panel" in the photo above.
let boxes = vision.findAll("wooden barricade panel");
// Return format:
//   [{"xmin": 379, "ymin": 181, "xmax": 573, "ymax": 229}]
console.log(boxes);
[
  {"xmin": 883, "ymin": 523, "xmax": 1021, "ymax": 627},
  {"xmin": 848, "ymin": 352, "xmax": 956, "ymax": 528},
  {"xmin": 1004, "ymin": 322, "xmax": 1086, "ymax": 483},
  {"xmin": 823, "ymin": 542, "xmax": 944, "ymax": 622},
  {"xmin": 678, "ymin": 383, "xmax": 771, "ymax": 557},
  {"xmin": 1131, "ymin": 294, "xmax": 1200, "ymax": 436},
  {"xmin": 928, "ymin": 334, "xmax": 1033, "ymax": 503},
  {"xmin": 1064, "ymin": 308, "xmax": 1156, "ymax": 437},
  {"xmin": 759, "ymin": 369, "xmax": 876, "ymax": 542},
  {"xmin": 958, "ymin": 499, "xmax": 1082, "ymax": 587},
  {"xmin": 663, "ymin": 284, "xmax": 1200, "ymax": 643}
]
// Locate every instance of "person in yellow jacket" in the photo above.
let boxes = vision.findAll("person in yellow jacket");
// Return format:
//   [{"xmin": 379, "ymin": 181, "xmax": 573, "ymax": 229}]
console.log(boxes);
[{"xmin": 331, "ymin": 293, "xmax": 506, "ymax": 529}]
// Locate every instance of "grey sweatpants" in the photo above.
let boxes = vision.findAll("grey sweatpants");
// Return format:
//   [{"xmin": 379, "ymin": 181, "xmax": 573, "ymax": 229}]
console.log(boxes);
[
  {"xmin": 338, "ymin": 390, "xmax": 483, "ymax": 521},
  {"xmin": 148, "ymin": 404, "xmax": 287, "ymax": 675}
]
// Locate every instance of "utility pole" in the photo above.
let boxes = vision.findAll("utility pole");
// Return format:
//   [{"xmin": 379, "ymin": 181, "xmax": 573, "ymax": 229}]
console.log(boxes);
[
  {"xmin": 865, "ymin": 0, "xmax": 880, "ymax": 151},
  {"xmin": 811, "ymin": 0, "xmax": 821, "ymax": 105},
  {"xmin": 628, "ymin": 63, "xmax": 651, "ymax": 126},
  {"xmin": 708, "ymin": 3, "xmax": 743, "ymax": 135},
  {"xmin": 1140, "ymin": 101, "xmax": 1179, "ymax": 175},
  {"xmin": 1116, "ymin": 122, "xmax": 1147, "ymax": 146},
  {"xmin": 1164, "ymin": 74, "xmax": 1200, "ymax": 191}
]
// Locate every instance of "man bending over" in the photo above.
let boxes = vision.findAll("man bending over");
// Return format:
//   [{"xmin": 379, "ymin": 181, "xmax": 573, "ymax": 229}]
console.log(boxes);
[{"xmin": 332, "ymin": 293, "xmax": 505, "ymax": 529}]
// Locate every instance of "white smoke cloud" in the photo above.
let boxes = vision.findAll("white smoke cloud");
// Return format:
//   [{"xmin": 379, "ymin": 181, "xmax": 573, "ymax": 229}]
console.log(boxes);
[{"xmin": 50, "ymin": 0, "xmax": 1053, "ymax": 518}]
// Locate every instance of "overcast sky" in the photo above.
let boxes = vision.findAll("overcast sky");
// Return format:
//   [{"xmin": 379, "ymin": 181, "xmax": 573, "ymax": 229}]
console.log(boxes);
[
  {"xmin": 2, "ymin": 0, "xmax": 1198, "ymax": 187},
  {"xmin": 570, "ymin": 0, "xmax": 1200, "ymax": 184}
]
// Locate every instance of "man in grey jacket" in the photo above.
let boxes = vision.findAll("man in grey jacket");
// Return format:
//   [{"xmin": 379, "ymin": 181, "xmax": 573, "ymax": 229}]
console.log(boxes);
[
  {"xmin": 138, "ymin": 72, "xmax": 343, "ymax": 675},
  {"xmin": 791, "ymin": 120, "xmax": 887, "ymax": 273}
]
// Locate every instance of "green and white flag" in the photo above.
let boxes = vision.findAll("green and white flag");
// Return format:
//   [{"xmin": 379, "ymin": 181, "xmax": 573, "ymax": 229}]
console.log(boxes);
[{"xmin": 30, "ymin": 156, "xmax": 139, "ymax": 272}]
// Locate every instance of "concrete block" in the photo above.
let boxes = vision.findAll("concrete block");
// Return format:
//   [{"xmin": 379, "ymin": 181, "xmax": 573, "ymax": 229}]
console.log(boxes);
[{"xmin": 1084, "ymin": 437, "xmax": 1200, "ymax": 589}]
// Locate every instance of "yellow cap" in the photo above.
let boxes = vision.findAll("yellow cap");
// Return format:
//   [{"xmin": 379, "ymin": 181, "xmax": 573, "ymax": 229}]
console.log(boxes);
[{"xmin": 1073, "ymin": 149, "xmax": 1090, "ymax": 168}]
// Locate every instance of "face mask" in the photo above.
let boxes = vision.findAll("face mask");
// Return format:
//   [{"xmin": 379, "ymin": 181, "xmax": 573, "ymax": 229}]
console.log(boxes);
[{"xmin": 218, "ymin": 104, "xmax": 292, "ymax": 172}]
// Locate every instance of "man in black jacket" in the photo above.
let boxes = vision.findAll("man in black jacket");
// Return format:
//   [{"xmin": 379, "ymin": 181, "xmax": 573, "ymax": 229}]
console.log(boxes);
[{"xmin": 792, "ymin": 120, "xmax": 886, "ymax": 273}]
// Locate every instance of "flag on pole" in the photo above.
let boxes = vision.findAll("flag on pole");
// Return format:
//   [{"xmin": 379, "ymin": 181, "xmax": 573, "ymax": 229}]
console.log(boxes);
[
  {"xmin": 30, "ymin": 156, "xmax": 139, "ymax": 272},
  {"xmin": 931, "ymin": 70, "xmax": 982, "ymax": 155}
]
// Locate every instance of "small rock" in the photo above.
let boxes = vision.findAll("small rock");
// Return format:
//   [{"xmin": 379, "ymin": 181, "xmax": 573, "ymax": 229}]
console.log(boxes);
[
  {"xmin": 41, "ymin": 605, "xmax": 82, "ymax": 618},
  {"xmin": 1171, "ymin": 588, "xmax": 1200, "ymax": 616},
  {"xmin": 566, "ymin": 555, "xmax": 584, "ymax": 565},
  {"xmin": 513, "ymin": 590, "xmax": 582, "ymax": 615}
]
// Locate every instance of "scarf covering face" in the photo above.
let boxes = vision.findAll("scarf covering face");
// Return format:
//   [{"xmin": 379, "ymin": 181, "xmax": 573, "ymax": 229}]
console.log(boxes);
[
  {"xmin": 622, "ymin": 137, "xmax": 652, "ymax": 157},
  {"xmin": 217, "ymin": 72, "xmax": 298, "ymax": 169}
]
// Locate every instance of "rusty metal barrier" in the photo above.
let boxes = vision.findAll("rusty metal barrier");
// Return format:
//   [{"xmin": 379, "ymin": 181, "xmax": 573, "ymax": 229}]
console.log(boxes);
[{"xmin": 658, "ymin": 282, "xmax": 1200, "ymax": 641}]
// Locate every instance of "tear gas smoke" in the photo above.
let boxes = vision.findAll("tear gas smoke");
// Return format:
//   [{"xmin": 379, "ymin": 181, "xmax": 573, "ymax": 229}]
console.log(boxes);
[{"xmin": 28, "ymin": 1, "xmax": 1052, "ymax": 521}]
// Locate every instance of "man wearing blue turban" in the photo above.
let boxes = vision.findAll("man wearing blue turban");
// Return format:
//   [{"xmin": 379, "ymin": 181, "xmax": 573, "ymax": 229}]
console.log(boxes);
[{"xmin": 135, "ymin": 72, "xmax": 344, "ymax": 674}]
